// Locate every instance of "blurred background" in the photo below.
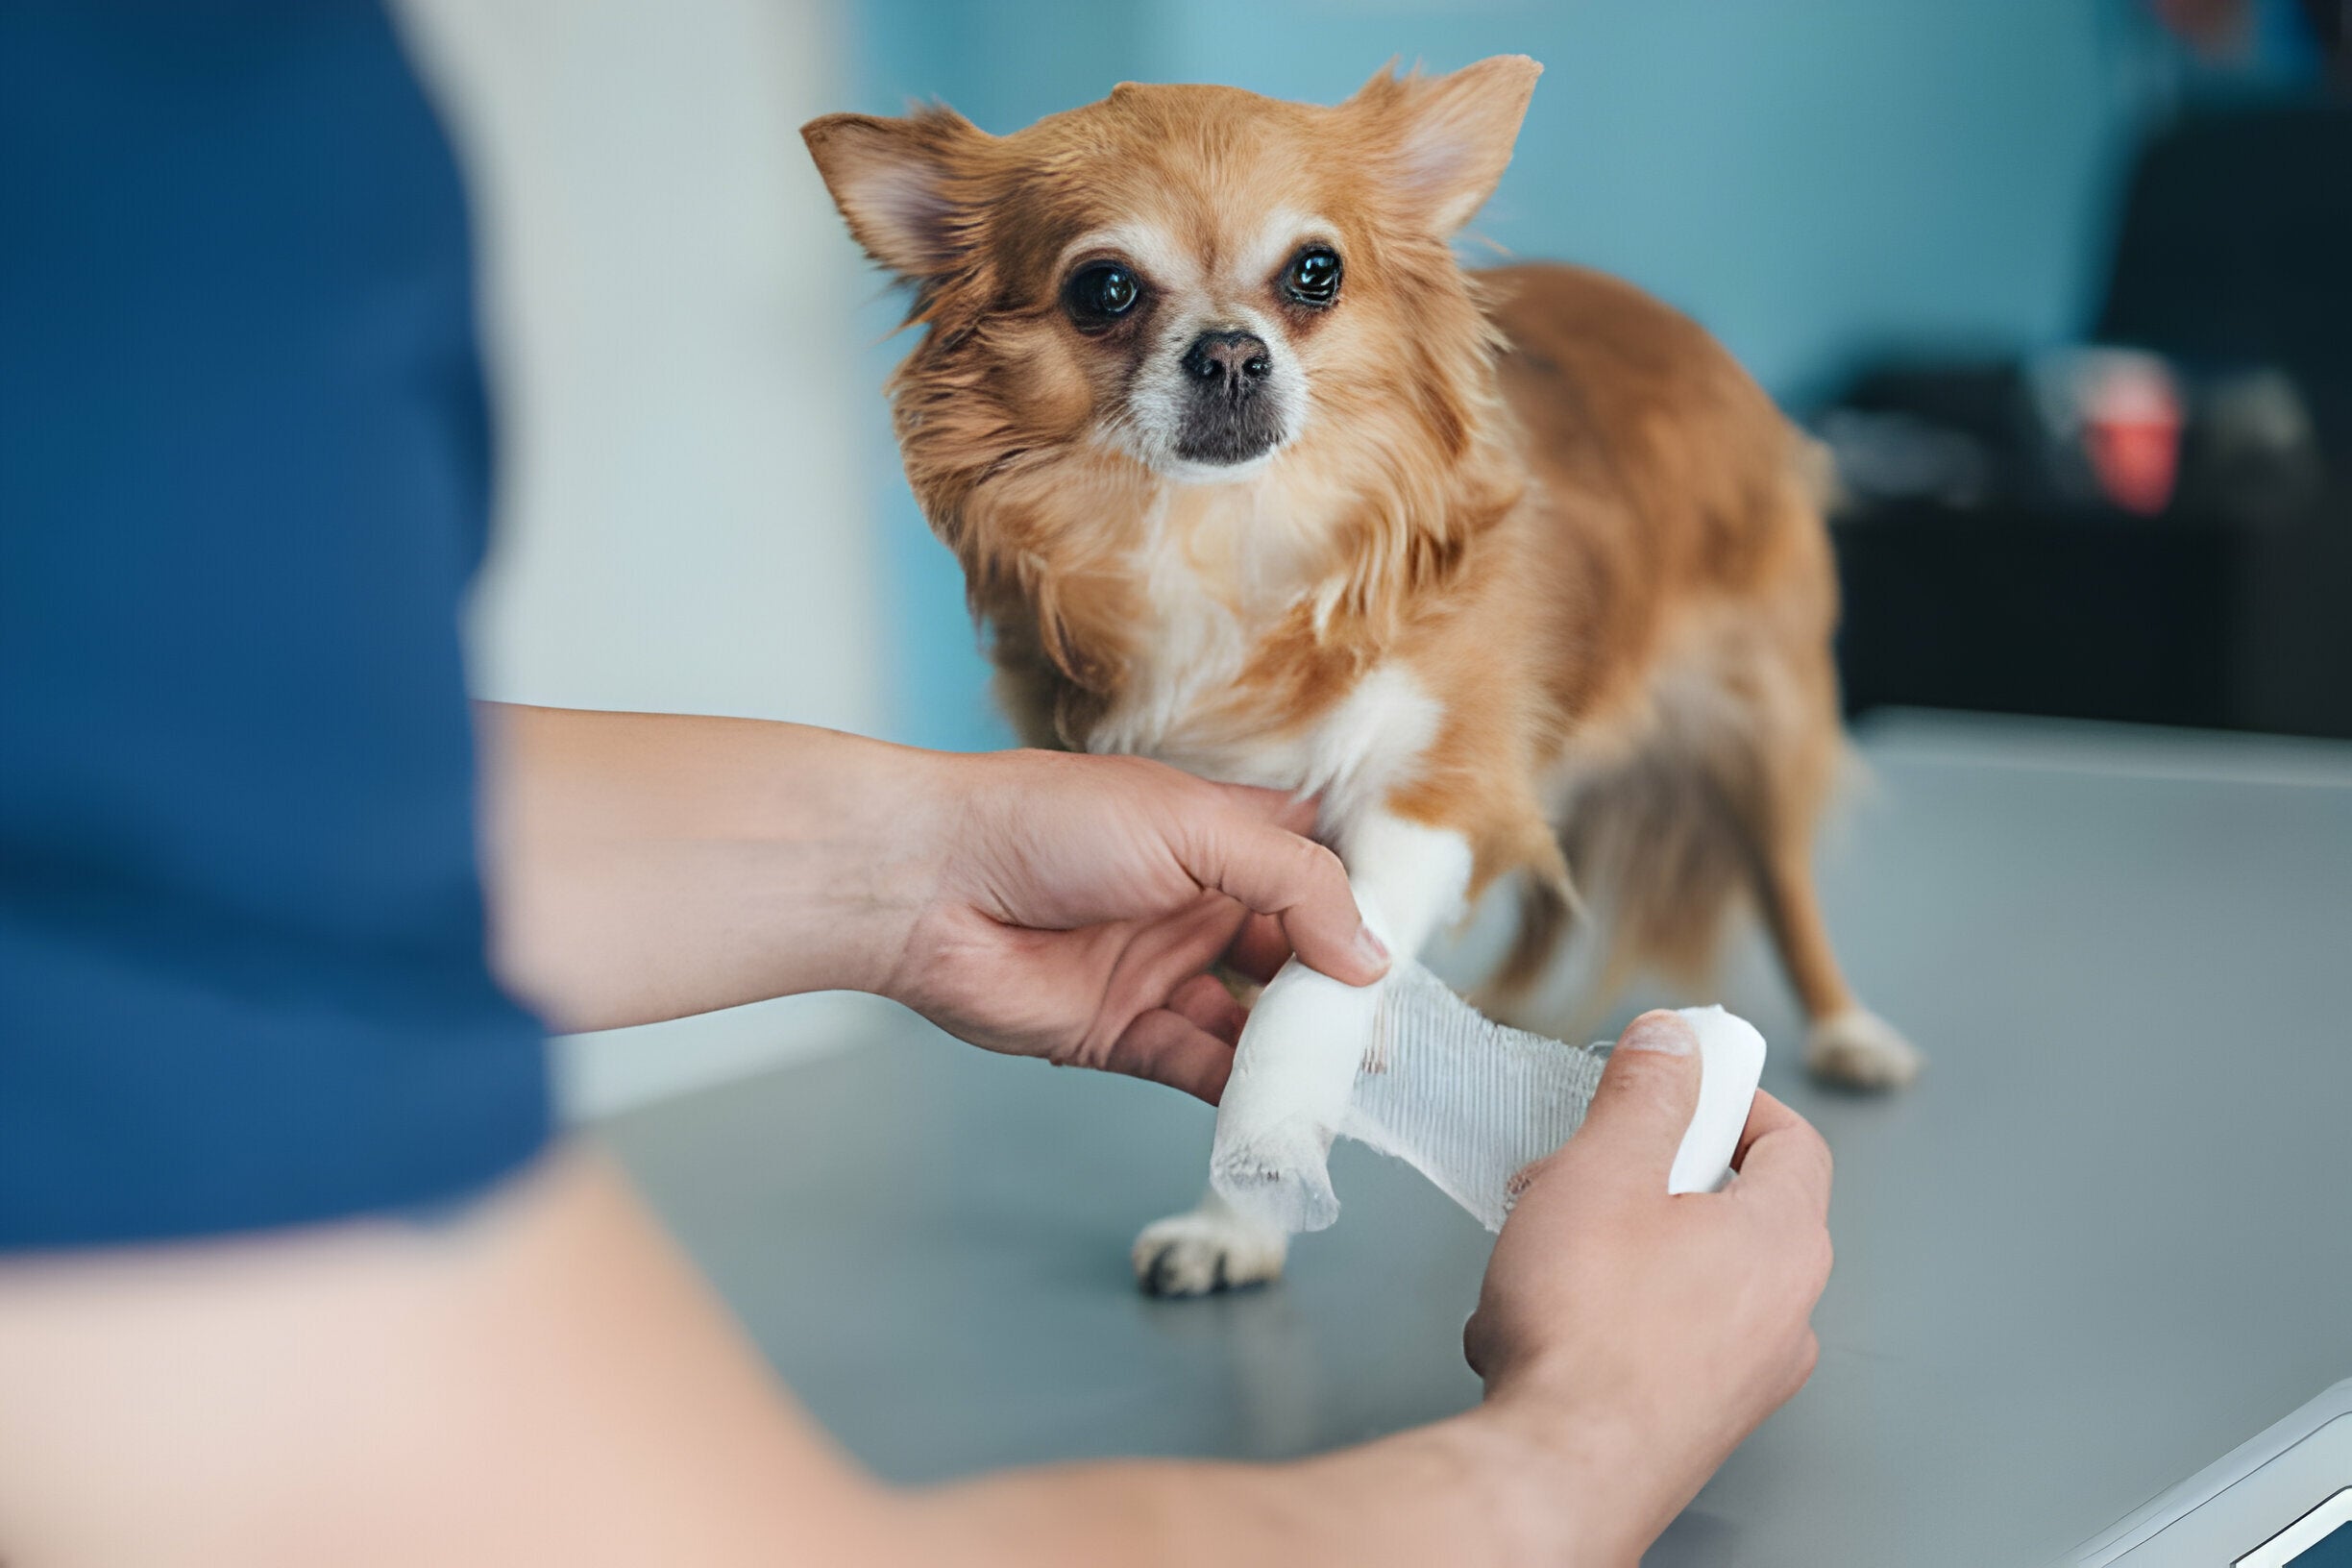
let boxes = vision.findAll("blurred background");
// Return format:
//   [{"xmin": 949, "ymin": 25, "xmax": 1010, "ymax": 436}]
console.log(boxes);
[{"xmin": 390, "ymin": 0, "xmax": 2349, "ymax": 1107}]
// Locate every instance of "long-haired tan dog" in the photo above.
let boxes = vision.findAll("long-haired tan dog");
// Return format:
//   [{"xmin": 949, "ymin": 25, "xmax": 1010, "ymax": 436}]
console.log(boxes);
[{"xmin": 807, "ymin": 58, "xmax": 1917, "ymax": 1294}]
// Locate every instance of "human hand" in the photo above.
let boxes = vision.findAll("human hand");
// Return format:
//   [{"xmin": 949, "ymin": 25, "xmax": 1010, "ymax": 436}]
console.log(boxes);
[
  {"xmin": 882, "ymin": 748, "xmax": 1388, "ymax": 1102},
  {"xmin": 1463, "ymin": 1013, "xmax": 1833, "ymax": 1563}
]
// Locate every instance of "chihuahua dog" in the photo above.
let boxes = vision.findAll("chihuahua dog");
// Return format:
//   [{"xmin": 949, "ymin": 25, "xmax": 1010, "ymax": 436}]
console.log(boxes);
[{"xmin": 806, "ymin": 57, "xmax": 1917, "ymax": 1295}]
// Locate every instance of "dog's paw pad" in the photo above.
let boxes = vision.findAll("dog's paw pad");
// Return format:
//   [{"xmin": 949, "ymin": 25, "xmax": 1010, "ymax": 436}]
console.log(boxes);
[
  {"xmin": 1805, "ymin": 1009, "xmax": 1923, "ymax": 1090},
  {"xmin": 1131, "ymin": 1212, "xmax": 1286, "ymax": 1298}
]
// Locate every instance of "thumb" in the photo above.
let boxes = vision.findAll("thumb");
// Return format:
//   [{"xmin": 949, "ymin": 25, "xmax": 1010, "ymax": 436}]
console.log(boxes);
[{"xmin": 1573, "ymin": 1010, "xmax": 1703, "ymax": 1185}]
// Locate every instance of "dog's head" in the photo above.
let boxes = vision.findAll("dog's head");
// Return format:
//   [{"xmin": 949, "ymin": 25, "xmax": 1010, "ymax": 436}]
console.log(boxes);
[{"xmin": 803, "ymin": 60, "xmax": 1538, "ymax": 691}]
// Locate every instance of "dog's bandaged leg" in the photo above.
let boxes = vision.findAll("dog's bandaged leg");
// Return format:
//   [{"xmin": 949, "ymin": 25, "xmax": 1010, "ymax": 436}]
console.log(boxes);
[
  {"xmin": 1222, "ymin": 958, "xmax": 1770, "ymax": 1234},
  {"xmin": 1209, "ymin": 809, "xmax": 1767, "ymax": 1235},
  {"xmin": 1210, "ymin": 814, "xmax": 1471, "ymax": 1233},
  {"xmin": 1209, "ymin": 956, "xmax": 1383, "ymax": 1232}
]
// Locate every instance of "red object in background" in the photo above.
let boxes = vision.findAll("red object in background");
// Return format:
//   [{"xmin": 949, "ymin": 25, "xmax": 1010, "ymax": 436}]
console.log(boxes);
[{"xmin": 2083, "ymin": 357, "xmax": 2184, "ymax": 515}]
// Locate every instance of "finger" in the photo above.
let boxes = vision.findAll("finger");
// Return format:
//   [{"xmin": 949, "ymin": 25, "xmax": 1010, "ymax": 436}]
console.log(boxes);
[
  {"xmin": 1101, "ymin": 1009, "xmax": 1237, "ymax": 1104},
  {"xmin": 1559, "ymin": 1010, "xmax": 1703, "ymax": 1187},
  {"xmin": 1731, "ymin": 1090, "xmax": 1803, "ymax": 1167},
  {"xmin": 1209, "ymin": 780, "xmax": 1322, "ymax": 839},
  {"xmin": 1165, "ymin": 970, "xmax": 1248, "ymax": 1045},
  {"xmin": 1462, "ymin": 1307, "xmax": 1497, "ymax": 1382},
  {"xmin": 1727, "ymin": 1103, "xmax": 1834, "ymax": 1224},
  {"xmin": 1105, "ymin": 892, "xmax": 1251, "ymax": 1024},
  {"xmin": 1224, "ymin": 911, "xmax": 1293, "ymax": 984},
  {"xmin": 1173, "ymin": 807, "xmax": 1385, "ymax": 987}
]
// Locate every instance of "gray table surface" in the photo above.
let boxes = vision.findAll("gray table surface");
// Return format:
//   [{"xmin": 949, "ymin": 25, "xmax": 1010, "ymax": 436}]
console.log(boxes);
[{"xmin": 603, "ymin": 712, "xmax": 2352, "ymax": 1567}]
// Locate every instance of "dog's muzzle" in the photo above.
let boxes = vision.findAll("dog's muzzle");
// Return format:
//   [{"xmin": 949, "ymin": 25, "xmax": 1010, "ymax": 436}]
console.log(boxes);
[{"xmin": 1174, "ymin": 330, "xmax": 1285, "ymax": 465}]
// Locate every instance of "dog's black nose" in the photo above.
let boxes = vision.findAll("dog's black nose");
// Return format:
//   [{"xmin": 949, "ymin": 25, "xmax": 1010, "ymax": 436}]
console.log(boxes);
[
  {"xmin": 1182, "ymin": 331, "xmax": 1271, "ymax": 390},
  {"xmin": 1171, "ymin": 329, "xmax": 1285, "ymax": 465}
]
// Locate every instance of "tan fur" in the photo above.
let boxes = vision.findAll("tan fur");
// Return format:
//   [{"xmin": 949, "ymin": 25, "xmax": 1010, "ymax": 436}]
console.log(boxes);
[{"xmin": 806, "ymin": 61, "xmax": 1890, "ymax": 1057}]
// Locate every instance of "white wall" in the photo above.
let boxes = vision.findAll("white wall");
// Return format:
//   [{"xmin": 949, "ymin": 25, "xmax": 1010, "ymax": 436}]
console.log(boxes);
[{"xmin": 399, "ymin": 0, "xmax": 896, "ymax": 1117}]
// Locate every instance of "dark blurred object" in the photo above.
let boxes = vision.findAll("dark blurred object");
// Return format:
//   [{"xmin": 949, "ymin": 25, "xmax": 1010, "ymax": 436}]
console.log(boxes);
[
  {"xmin": 2100, "ymin": 103, "xmax": 2352, "ymax": 448},
  {"xmin": 2314, "ymin": 0, "xmax": 2352, "ymax": 83},
  {"xmin": 2151, "ymin": 0, "xmax": 2264, "ymax": 61},
  {"xmin": 2147, "ymin": 0, "xmax": 2350, "ymax": 82},
  {"xmin": 1824, "ymin": 348, "xmax": 2324, "ymax": 522},
  {"xmin": 1823, "ymin": 99, "xmax": 2352, "ymax": 740}
]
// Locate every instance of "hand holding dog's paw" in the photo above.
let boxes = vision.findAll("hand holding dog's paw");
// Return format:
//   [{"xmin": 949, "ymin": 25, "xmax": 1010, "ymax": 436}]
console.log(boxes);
[{"xmin": 885, "ymin": 749, "xmax": 1384, "ymax": 1099}]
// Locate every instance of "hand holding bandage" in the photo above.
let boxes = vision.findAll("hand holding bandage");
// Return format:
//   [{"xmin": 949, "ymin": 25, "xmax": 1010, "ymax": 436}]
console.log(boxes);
[
  {"xmin": 1212, "ymin": 960, "xmax": 1766, "ymax": 1233},
  {"xmin": 1463, "ymin": 1022, "xmax": 1834, "ymax": 1564}
]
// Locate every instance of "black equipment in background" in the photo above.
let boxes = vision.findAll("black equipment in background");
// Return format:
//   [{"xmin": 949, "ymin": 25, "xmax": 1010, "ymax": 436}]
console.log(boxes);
[{"xmin": 1821, "ymin": 102, "xmax": 2352, "ymax": 740}]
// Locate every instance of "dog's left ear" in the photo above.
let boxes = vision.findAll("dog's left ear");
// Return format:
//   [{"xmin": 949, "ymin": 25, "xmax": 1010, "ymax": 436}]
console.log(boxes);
[
  {"xmin": 802, "ymin": 106, "xmax": 989, "ymax": 279},
  {"xmin": 1347, "ymin": 56, "xmax": 1542, "ymax": 234}
]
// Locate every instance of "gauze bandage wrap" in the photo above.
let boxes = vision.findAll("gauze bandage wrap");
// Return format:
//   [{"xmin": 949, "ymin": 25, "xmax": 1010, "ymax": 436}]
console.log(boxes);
[
  {"xmin": 1341, "ymin": 960, "xmax": 1611, "ymax": 1231},
  {"xmin": 1211, "ymin": 960, "xmax": 1764, "ymax": 1234}
]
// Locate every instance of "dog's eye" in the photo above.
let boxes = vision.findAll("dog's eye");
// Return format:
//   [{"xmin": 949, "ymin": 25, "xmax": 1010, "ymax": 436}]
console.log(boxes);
[
  {"xmin": 1064, "ymin": 262, "xmax": 1141, "ymax": 328},
  {"xmin": 1283, "ymin": 247, "xmax": 1342, "ymax": 306}
]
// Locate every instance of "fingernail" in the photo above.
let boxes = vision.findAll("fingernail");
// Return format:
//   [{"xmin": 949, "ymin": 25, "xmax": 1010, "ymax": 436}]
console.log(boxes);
[
  {"xmin": 1354, "ymin": 924, "xmax": 1390, "ymax": 968},
  {"xmin": 1620, "ymin": 1010, "xmax": 1696, "ymax": 1056}
]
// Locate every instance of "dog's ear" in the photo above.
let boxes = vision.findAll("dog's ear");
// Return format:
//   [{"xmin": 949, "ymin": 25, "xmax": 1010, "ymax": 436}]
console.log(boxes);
[
  {"xmin": 802, "ymin": 107, "xmax": 988, "ymax": 279},
  {"xmin": 1346, "ymin": 56, "xmax": 1541, "ymax": 234}
]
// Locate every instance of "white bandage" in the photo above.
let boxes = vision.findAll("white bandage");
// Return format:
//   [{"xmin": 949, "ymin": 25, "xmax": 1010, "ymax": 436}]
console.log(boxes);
[
  {"xmin": 1339, "ymin": 960, "xmax": 1612, "ymax": 1232},
  {"xmin": 1205, "ymin": 954, "xmax": 1384, "ymax": 1233},
  {"xmin": 1213, "ymin": 960, "xmax": 1762, "ymax": 1234}
]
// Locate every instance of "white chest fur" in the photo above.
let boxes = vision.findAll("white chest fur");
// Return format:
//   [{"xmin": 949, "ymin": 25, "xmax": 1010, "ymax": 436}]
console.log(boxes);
[
  {"xmin": 1075, "ymin": 481, "xmax": 1446, "ymax": 839},
  {"xmin": 1078, "ymin": 493, "xmax": 1478, "ymax": 1242}
]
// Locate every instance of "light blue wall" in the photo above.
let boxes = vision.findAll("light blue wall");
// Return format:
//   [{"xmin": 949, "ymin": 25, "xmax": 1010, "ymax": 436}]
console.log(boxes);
[
  {"xmin": 1153, "ymin": 2, "xmax": 2142, "ymax": 399},
  {"xmin": 833, "ymin": 0, "xmax": 2295, "ymax": 749},
  {"xmin": 847, "ymin": 0, "xmax": 1160, "ymax": 751}
]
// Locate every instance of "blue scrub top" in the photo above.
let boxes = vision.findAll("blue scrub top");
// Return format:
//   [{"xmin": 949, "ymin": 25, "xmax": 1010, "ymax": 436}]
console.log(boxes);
[{"xmin": 0, "ymin": 0, "xmax": 551, "ymax": 1248}]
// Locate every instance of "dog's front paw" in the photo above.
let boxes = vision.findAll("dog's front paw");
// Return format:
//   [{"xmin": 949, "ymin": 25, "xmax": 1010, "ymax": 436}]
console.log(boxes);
[
  {"xmin": 1131, "ymin": 1205, "xmax": 1287, "ymax": 1298},
  {"xmin": 1805, "ymin": 1008, "xmax": 1924, "ymax": 1090}
]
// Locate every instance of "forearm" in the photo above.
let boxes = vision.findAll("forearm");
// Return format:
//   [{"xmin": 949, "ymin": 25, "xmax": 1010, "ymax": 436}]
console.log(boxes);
[
  {"xmin": 0, "ymin": 1154, "xmax": 1632, "ymax": 1568},
  {"xmin": 905, "ymin": 1409, "xmax": 1601, "ymax": 1568},
  {"xmin": 478, "ymin": 703, "xmax": 955, "ymax": 1032},
  {"xmin": 0, "ymin": 1153, "xmax": 900, "ymax": 1568}
]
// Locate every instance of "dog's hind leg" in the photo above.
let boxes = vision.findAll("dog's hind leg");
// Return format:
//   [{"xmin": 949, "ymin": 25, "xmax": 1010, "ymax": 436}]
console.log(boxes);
[
  {"xmin": 1748, "ymin": 835, "xmax": 1922, "ymax": 1089},
  {"xmin": 1725, "ymin": 649, "xmax": 1923, "ymax": 1090}
]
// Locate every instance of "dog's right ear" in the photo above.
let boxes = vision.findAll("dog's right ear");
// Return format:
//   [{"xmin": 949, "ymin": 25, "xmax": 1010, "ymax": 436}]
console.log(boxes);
[{"xmin": 801, "ymin": 108, "xmax": 987, "ymax": 279}]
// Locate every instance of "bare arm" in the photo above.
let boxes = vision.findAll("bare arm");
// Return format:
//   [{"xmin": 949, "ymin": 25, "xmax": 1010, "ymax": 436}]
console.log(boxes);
[
  {"xmin": 478, "ymin": 703, "xmax": 1384, "ymax": 1098},
  {"xmin": 0, "ymin": 1153, "xmax": 1556, "ymax": 1568},
  {"xmin": 479, "ymin": 704, "xmax": 961, "ymax": 1027},
  {"xmin": 0, "ymin": 1014, "xmax": 1828, "ymax": 1568}
]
